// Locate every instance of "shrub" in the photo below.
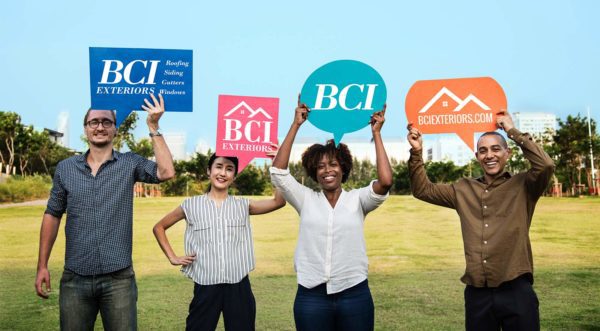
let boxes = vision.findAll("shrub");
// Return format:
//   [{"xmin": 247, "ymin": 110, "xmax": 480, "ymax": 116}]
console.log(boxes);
[{"xmin": 0, "ymin": 175, "xmax": 52, "ymax": 203}]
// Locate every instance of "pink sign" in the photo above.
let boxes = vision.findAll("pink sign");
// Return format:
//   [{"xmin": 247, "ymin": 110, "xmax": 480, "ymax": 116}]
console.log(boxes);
[{"xmin": 216, "ymin": 95, "xmax": 279, "ymax": 173}]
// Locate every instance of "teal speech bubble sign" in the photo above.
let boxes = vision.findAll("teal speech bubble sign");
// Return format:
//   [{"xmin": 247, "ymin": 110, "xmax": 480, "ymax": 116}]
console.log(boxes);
[{"xmin": 300, "ymin": 60, "xmax": 387, "ymax": 145}]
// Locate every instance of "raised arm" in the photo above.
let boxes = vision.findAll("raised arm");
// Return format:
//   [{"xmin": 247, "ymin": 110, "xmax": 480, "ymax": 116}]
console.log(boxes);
[
  {"xmin": 272, "ymin": 95, "xmax": 309, "ymax": 169},
  {"xmin": 35, "ymin": 213, "xmax": 61, "ymax": 299},
  {"xmin": 142, "ymin": 93, "xmax": 175, "ymax": 181},
  {"xmin": 249, "ymin": 189, "xmax": 287, "ymax": 215},
  {"xmin": 496, "ymin": 111, "xmax": 554, "ymax": 198},
  {"xmin": 153, "ymin": 207, "xmax": 196, "ymax": 266},
  {"xmin": 370, "ymin": 106, "xmax": 393, "ymax": 195},
  {"xmin": 407, "ymin": 124, "xmax": 457, "ymax": 208}
]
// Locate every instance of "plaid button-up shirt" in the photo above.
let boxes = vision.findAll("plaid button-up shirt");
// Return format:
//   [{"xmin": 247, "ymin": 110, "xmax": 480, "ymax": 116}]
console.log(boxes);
[{"xmin": 45, "ymin": 150, "xmax": 160, "ymax": 276}]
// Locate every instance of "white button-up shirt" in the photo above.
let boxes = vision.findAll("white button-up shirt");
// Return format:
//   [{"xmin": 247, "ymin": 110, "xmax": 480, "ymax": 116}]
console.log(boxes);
[{"xmin": 270, "ymin": 167, "xmax": 388, "ymax": 294}]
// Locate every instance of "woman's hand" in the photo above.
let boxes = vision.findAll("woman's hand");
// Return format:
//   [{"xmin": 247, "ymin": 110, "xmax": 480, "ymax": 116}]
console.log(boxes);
[
  {"xmin": 370, "ymin": 104, "xmax": 387, "ymax": 134},
  {"xmin": 294, "ymin": 94, "xmax": 310, "ymax": 127},
  {"xmin": 168, "ymin": 254, "xmax": 196, "ymax": 266}
]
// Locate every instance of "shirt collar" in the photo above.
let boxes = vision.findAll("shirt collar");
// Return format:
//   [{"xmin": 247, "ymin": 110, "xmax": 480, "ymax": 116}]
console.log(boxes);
[
  {"xmin": 76, "ymin": 149, "xmax": 120, "ymax": 163},
  {"xmin": 476, "ymin": 171, "xmax": 512, "ymax": 185}
]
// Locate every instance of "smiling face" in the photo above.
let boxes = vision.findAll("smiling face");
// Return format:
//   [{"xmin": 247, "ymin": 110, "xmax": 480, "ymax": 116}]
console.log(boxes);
[
  {"xmin": 207, "ymin": 157, "xmax": 236, "ymax": 191},
  {"xmin": 476, "ymin": 133, "xmax": 511, "ymax": 183},
  {"xmin": 84, "ymin": 110, "xmax": 117, "ymax": 148},
  {"xmin": 316, "ymin": 154, "xmax": 343, "ymax": 192}
]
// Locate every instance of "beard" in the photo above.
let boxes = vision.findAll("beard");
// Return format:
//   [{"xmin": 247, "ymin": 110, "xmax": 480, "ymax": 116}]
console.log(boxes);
[
  {"xmin": 89, "ymin": 140, "xmax": 111, "ymax": 148},
  {"xmin": 87, "ymin": 132, "xmax": 115, "ymax": 148}
]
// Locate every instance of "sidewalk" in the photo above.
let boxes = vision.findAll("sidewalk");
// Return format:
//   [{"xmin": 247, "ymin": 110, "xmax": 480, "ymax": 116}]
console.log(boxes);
[{"xmin": 0, "ymin": 199, "xmax": 47, "ymax": 208}]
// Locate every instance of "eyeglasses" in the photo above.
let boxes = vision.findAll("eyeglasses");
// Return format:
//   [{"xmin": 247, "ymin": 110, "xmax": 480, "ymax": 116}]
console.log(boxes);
[{"xmin": 86, "ymin": 119, "xmax": 114, "ymax": 129}]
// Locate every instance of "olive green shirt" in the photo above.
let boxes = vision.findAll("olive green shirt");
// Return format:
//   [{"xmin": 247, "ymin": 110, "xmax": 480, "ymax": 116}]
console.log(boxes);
[{"xmin": 408, "ymin": 128, "xmax": 555, "ymax": 287}]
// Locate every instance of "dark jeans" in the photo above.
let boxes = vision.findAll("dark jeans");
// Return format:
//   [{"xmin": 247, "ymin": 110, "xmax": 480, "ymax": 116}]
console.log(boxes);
[
  {"xmin": 59, "ymin": 266, "xmax": 137, "ymax": 331},
  {"xmin": 294, "ymin": 279, "xmax": 374, "ymax": 331},
  {"xmin": 186, "ymin": 276, "xmax": 256, "ymax": 331},
  {"xmin": 465, "ymin": 275, "xmax": 540, "ymax": 331}
]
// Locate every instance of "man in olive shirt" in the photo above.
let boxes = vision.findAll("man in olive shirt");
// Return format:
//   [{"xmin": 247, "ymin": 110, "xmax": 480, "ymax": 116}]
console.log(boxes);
[{"xmin": 407, "ymin": 111, "xmax": 554, "ymax": 330}]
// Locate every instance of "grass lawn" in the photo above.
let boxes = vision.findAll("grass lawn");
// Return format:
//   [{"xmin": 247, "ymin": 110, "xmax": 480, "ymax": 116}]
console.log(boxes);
[{"xmin": 1, "ymin": 196, "xmax": 599, "ymax": 330}]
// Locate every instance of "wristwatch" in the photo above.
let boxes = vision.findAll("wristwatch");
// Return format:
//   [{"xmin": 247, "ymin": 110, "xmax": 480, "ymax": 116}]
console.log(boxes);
[{"xmin": 149, "ymin": 131, "xmax": 162, "ymax": 137}]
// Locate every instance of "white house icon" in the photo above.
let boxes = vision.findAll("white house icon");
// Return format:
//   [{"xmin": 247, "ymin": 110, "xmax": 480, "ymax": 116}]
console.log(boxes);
[
  {"xmin": 224, "ymin": 101, "xmax": 273, "ymax": 119},
  {"xmin": 419, "ymin": 87, "xmax": 491, "ymax": 113}
]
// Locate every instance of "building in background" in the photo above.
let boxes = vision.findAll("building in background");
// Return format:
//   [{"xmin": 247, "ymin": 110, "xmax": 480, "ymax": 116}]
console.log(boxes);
[
  {"xmin": 513, "ymin": 112, "xmax": 557, "ymax": 137},
  {"xmin": 57, "ymin": 111, "xmax": 69, "ymax": 147},
  {"xmin": 194, "ymin": 138, "xmax": 211, "ymax": 155},
  {"xmin": 424, "ymin": 135, "xmax": 474, "ymax": 166},
  {"xmin": 163, "ymin": 132, "xmax": 187, "ymax": 161}
]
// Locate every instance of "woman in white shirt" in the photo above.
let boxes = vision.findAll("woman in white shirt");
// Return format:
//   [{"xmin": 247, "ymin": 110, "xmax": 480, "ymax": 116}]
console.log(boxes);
[{"xmin": 270, "ymin": 98, "xmax": 392, "ymax": 331}]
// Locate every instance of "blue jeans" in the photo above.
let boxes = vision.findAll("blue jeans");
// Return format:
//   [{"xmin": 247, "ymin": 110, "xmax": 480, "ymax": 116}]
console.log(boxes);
[
  {"xmin": 294, "ymin": 279, "xmax": 374, "ymax": 331},
  {"xmin": 59, "ymin": 266, "xmax": 137, "ymax": 331}
]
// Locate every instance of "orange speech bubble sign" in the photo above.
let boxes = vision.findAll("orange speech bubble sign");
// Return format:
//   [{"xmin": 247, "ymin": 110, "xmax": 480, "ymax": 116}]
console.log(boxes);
[{"xmin": 405, "ymin": 77, "xmax": 507, "ymax": 151}]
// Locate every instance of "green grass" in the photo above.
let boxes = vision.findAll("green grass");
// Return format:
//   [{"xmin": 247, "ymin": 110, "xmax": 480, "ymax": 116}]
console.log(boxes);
[{"xmin": 1, "ymin": 196, "xmax": 599, "ymax": 330}]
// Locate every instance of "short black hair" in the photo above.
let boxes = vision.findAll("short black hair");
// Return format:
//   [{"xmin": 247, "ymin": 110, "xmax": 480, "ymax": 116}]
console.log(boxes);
[
  {"xmin": 477, "ymin": 132, "xmax": 508, "ymax": 149},
  {"xmin": 301, "ymin": 139, "xmax": 353, "ymax": 183},
  {"xmin": 208, "ymin": 153, "xmax": 239, "ymax": 176}
]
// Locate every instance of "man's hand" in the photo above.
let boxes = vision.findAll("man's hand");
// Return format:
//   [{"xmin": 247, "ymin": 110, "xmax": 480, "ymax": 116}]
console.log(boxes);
[
  {"xmin": 142, "ymin": 93, "xmax": 165, "ymax": 132},
  {"xmin": 407, "ymin": 123, "xmax": 423, "ymax": 151},
  {"xmin": 169, "ymin": 254, "xmax": 196, "ymax": 266},
  {"xmin": 370, "ymin": 104, "xmax": 387, "ymax": 134},
  {"xmin": 496, "ymin": 110, "xmax": 515, "ymax": 132},
  {"xmin": 35, "ymin": 268, "xmax": 51, "ymax": 299},
  {"xmin": 294, "ymin": 94, "xmax": 309, "ymax": 127}
]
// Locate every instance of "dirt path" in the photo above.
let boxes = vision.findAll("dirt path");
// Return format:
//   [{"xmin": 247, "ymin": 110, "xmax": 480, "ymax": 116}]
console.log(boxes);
[{"xmin": 0, "ymin": 199, "xmax": 47, "ymax": 208}]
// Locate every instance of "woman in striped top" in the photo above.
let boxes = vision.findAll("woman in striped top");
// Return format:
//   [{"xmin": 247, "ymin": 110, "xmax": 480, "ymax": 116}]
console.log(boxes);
[{"xmin": 153, "ymin": 153, "xmax": 285, "ymax": 331}]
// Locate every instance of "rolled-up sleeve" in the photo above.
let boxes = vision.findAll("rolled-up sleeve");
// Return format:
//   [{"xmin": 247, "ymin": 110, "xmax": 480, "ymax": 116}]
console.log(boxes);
[
  {"xmin": 45, "ymin": 162, "xmax": 67, "ymax": 218},
  {"xmin": 132, "ymin": 153, "xmax": 160, "ymax": 184},
  {"xmin": 359, "ymin": 180, "xmax": 389, "ymax": 214},
  {"xmin": 269, "ymin": 167, "xmax": 310, "ymax": 214}
]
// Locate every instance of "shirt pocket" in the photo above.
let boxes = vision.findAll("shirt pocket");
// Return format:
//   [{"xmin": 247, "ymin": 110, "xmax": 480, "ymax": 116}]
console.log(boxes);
[
  {"xmin": 190, "ymin": 221, "xmax": 212, "ymax": 245},
  {"xmin": 226, "ymin": 218, "xmax": 247, "ymax": 243}
]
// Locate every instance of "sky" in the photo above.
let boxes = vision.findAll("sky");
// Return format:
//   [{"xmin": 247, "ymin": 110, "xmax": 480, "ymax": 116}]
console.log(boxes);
[{"xmin": 1, "ymin": 0, "xmax": 599, "ymax": 153}]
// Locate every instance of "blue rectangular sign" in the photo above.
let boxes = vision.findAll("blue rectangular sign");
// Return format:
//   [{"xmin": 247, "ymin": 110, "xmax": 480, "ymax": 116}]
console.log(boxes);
[{"xmin": 89, "ymin": 47, "xmax": 193, "ymax": 126}]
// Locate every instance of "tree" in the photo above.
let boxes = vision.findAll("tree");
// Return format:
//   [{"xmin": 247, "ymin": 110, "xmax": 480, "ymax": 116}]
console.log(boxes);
[
  {"xmin": 391, "ymin": 161, "xmax": 411, "ymax": 194},
  {"xmin": 547, "ymin": 114, "xmax": 600, "ymax": 195},
  {"xmin": 114, "ymin": 112, "xmax": 139, "ymax": 151},
  {"xmin": 506, "ymin": 140, "xmax": 529, "ymax": 174},
  {"xmin": 127, "ymin": 138, "xmax": 153, "ymax": 159},
  {"xmin": 234, "ymin": 164, "xmax": 267, "ymax": 195},
  {"xmin": 425, "ymin": 160, "xmax": 464, "ymax": 183},
  {"xmin": 0, "ymin": 111, "xmax": 21, "ymax": 174}
]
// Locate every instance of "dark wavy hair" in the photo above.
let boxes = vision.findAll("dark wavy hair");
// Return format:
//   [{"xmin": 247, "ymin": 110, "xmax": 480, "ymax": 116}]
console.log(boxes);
[{"xmin": 301, "ymin": 139, "xmax": 353, "ymax": 183}]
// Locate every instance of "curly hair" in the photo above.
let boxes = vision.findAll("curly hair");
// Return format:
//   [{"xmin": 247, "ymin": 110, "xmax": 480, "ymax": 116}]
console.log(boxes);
[{"xmin": 301, "ymin": 139, "xmax": 353, "ymax": 183}]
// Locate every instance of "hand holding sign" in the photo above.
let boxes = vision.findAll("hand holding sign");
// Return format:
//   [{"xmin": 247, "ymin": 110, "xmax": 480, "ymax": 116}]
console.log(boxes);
[
  {"xmin": 294, "ymin": 94, "xmax": 310, "ymax": 127},
  {"xmin": 406, "ymin": 123, "xmax": 423, "ymax": 151},
  {"xmin": 216, "ymin": 95, "xmax": 279, "ymax": 173},
  {"xmin": 89, "ymin": 47, "xmax": 193, "ymax": 126},
  {"xmin": 300, "ymin": 60, "xmax": 387, "ymax": 145},
  {"xmin": 495, "ymin": 110, "xmax": 515, "ymax": 132},
  {"xmin": 405, "ymin": 77, "xmax": 506, "ymax": 151},
  {"xmin": 141, "ymin": 93, "xmax": 165, "ymax": 132},
  {"xmin": 370, "ymin": 104, "xmax": 387, "ymax": 134}
]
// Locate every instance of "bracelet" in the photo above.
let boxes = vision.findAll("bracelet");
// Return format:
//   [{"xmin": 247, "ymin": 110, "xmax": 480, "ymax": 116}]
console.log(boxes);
[{"xmin": 149, "ymin": 131, "xmax": 162, "ymax": 137}]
